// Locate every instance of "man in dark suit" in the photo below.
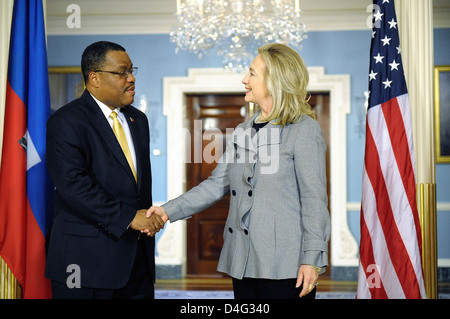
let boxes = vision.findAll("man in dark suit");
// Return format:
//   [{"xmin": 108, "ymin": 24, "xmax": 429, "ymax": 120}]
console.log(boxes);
[{"xmin": 45, "ymin": 41, "xmax": 163, "ymax": 299}]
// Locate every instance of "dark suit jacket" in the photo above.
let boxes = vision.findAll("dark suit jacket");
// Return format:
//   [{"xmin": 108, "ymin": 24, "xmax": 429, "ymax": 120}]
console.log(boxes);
[{"xmin": 45, "ymin": 89, "xmax": 154, "ymax": 289}]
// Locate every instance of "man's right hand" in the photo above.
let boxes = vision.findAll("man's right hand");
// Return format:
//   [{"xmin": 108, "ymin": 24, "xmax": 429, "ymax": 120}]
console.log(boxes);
[{"xmin": 130, "ymin": 209, "xmax": 165, "ymax": 235}]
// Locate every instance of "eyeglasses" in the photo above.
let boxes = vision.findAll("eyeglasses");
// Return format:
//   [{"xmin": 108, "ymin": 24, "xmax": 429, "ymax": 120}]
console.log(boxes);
[{"xmin": 94, "ymin": 67, "xmax": 138, "ymax": 78}]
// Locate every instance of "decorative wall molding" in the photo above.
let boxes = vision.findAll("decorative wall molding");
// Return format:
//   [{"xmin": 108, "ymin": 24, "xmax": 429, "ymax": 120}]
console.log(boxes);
[
  {"xmin": 159, "ymin": 67, "xmax": 356, "ymax": 274},
  {"xmin": 45, "ymin": 0, "xmax": 450, "ymax": 35}
]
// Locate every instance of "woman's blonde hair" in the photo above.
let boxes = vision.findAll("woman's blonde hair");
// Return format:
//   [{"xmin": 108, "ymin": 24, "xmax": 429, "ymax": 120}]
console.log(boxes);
[{"xmin": 257, "ymin": 43, "xmax": 315, "ymax": 126}]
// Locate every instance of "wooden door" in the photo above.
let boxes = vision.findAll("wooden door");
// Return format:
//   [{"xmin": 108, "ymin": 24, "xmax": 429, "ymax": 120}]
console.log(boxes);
[
  {"xmin": 308, "ymin": 93, "xmax": 331, "ymax": 212},
  {"xmin": 185, "ymin": 93, "xmax": 330, "ymax": 277},
  {"xmin": 186, "ymin": 94, "xmax": 249, "ymax": 276},
  {"xmin": 308, "ymin": 92, "xmax": 331, "ymax": 277}
]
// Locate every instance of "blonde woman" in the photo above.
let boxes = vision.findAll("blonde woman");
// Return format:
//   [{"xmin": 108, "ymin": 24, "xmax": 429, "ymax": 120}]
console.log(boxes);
[{"xmin": 148, "ymin": 43, "xmax": 330, "ymax": 299}]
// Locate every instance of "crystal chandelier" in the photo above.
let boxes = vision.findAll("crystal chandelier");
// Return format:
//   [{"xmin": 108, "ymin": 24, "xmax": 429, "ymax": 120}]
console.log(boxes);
[{"xmin": 170, "ymin": 0, "xmax": 307, "ymax": 72}]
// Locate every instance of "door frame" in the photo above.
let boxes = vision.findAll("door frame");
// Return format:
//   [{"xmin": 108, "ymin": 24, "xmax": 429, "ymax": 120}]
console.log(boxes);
[{"xmin": 159, "ymin": 67, "xmax": 356, "ymax": 277}]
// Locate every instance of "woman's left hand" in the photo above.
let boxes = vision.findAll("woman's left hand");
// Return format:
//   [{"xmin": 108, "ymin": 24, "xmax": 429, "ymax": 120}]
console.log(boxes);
[{"xmin": 296, "ymin": 265, "xmax": 319, "ymax": 297}]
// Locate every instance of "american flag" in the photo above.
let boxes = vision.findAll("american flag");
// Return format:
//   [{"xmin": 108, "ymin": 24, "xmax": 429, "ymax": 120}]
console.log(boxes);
[{"xmin": 356, "ymin": 0, "xmax": 426, "ymax": 299}]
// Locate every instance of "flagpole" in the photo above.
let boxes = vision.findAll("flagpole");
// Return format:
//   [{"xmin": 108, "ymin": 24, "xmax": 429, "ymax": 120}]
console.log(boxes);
[
  {"xmin": 0, "ymin": 258, "xmax": 21, "ymax": 299},
  {"xmin": 419, "ymin": 183, "xmax": 437, "ymax": 299},
  {"xmin": 395, "ymin": 0, "xmax": 437, "ymax": 299}
]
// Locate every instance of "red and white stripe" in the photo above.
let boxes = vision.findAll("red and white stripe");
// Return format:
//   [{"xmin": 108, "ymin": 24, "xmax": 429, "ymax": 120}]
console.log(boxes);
[{"xmin": 357, "ymin": 94, "xmax": 426, "ymax": 299}]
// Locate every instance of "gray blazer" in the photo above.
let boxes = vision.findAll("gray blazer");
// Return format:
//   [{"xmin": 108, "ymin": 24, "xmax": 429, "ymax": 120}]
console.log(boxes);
[{"xmin": 163, "ymin": 111, "xmax": 330, "ymax": 280}]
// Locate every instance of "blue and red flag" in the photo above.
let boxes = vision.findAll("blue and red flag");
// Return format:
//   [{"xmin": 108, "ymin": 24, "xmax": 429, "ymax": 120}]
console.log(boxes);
[
  {"xmin": 357, "ymin": 0, "xmax": 426, "ymax": 299},
  {"xmin": 0, "ymin": 0, "xmax": 53, "ymax": 299}
]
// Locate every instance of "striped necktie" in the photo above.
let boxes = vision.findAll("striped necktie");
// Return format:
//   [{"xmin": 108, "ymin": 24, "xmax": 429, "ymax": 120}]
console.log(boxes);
[{"xmin": 110, "ymin": 111, "xmax": 137, "ymax": 182}]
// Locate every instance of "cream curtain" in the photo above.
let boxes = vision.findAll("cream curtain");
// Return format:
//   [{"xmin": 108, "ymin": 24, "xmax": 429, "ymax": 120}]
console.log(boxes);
[
  {"xmin": 395, "ymin": 0, "xmax": 437, "ymax": 299},
  {"xmin": 0, "ymin": 0, "xmax": 14, "ymax": 164}
]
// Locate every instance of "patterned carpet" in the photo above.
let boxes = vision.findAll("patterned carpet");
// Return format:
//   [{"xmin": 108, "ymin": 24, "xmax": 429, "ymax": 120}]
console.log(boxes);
[
  {"xmin": 156, "ymin": 290, "xmax": 355, "ymax": 299},
  {"xmin": 155, "ymin": 290, "xmax": 450, "ymax": 299}
]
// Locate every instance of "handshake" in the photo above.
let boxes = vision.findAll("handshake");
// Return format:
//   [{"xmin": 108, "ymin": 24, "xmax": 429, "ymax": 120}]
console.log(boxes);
[{"xmin": 130, "ymin": 206, "xmax": 169, "ymax": 237}]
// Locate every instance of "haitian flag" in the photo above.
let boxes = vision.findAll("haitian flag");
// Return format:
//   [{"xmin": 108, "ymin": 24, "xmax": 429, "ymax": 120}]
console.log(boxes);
[{"xmin": 0, "ymin": 0, "xmax": 53, "ymax": 298}]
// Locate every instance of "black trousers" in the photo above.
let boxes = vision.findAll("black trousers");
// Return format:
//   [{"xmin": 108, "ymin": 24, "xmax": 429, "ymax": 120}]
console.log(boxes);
[
  {"xmin": 232, "ymin": 277, "xmax": 316, "ymax": 299},
  {"xmin": 51, "ymin": 239, "xmax": 154, "ymax": 299}
]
